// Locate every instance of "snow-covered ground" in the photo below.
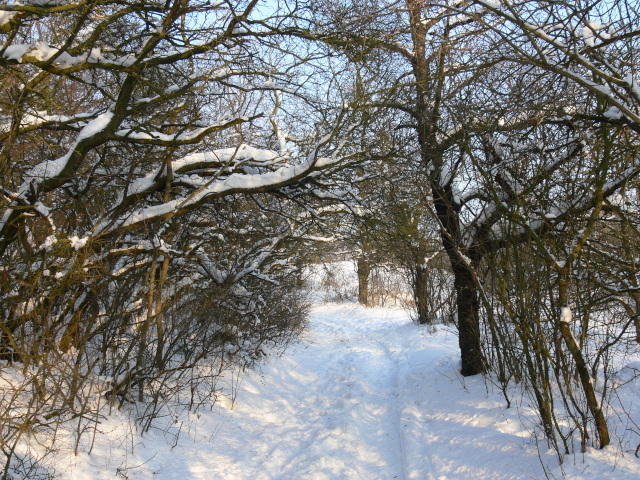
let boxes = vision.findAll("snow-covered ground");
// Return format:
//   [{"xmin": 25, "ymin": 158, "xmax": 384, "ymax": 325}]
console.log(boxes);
[{"xmin": 52, "ymin": 301, "xmax": 640, "ymax": 480}]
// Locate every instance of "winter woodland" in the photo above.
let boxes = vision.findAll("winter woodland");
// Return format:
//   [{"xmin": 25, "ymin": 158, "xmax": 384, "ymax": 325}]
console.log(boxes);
[{"xmin": 1, "ymin": 0, "xmax": 640, "ymax": 478}]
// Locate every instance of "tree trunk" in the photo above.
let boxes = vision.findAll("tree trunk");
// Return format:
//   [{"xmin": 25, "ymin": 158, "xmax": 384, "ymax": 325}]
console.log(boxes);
[
  {"xmin": 357, "ymin": 256, "xmax": 371, "ymax": 306},
  {"xmin": 154, "ymin": 253, "xmax": 170, "ymax": 370},
  {"xmin": 137, "ymin": 251, "xmax": 158, "ymax": 402},
  {"xmin": 407, "ymin": 0, "xmax": 484, "ymax": 375},
  {"xmin": 414, "ymin": 265, "xmax": 430, "ymax": 324},
  {"xmin": 633, "ymin": 299, "xmax": 640, "ymax": 344},
  {"xmin": 452, "ymin": 259, "xmax": 485, "ymax": 376}
]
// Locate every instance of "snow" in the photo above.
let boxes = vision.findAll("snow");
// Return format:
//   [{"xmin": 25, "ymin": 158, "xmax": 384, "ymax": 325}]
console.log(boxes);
[
  {"xmin": 439, "ymin": 163, "xmax": 453, "ymax": 185},
  {"xmin": 106, "ymin": 141, "xmax": 336, "ymax": 233},
  {"xmin": 560, "ymin": 306, "xmax": 572, "ymax": 324},
  {"xmin": 76, "ymin": 112, "xmax": 113, "ymax": 141},
  {"xmin": 481, "ymin": 0, "xmax": 500, "ymax": 8},
  {"xmin": 3, "ymin": 41, "xmax": 90, "ymax": 66},
  {"xmin": 25, "ymin": 112, "xmax": 113, "ymax": 184},
  {"xmin": 2, "ymin": 39, "xmax": 135, "ymax": 67},
  {"xmin": 625, "ymin": 75, "xmax": 640, "ymax": 101},
  {"xmin": 68, "ymin": 235, "xmax": 88, "ymax": 250},
  {"xmin": 175, "ymin": 145, "xmax": 282, "ymax": 168},
  {"xmin": 3, "ymin": 44, "xmax": 30, "ymax": 62},
  {"xmin": 40, "ymin": 234, "xmax": 56, "ymax": 251},
  {"xmin": 124, "ymin": 145, "xmax": 285, "ymax": 197},
  {"xmin": 115, "ymin": 125, "xmax": 225, "ymax": 143},
  {"xmin": 28, "ymin": 297, "xmax": 639, "ymax": 479},
  {"xmin": 604, "ymin": 106, "xmax": 623, "ymax": 120},
  {"xmin": 582, "ymin": 22, "xmax": 609, "ymax": 48},
  {"xmin": 0, "ymin": 11, "xmax": 17, "ymax": 27}
]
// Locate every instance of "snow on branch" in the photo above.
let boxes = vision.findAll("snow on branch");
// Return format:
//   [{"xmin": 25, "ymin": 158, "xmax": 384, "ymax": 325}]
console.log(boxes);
[
  {"xmin": 113, "ymin": 116, "xmax": 256, "ymax": 146},
  {"xmin": 475, "ymin": 0, "xmax": 640, "ymax": 126},
  {"xmin": 94, "ymin": 129, "xmax": 348, "ymax": 238}
]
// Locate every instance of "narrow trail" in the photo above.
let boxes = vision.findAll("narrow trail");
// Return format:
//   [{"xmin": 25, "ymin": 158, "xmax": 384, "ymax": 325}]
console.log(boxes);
[
  {"xmin": 225, "ymin": 303, "xmax": 420, "ymax": 479},
  {"xmin": 77, "ymin": 302, "xmax": 640, "ymax": 479},
  {"xmin": 167, "ymin": 303, "xmax": 545, "ymax": 480}
]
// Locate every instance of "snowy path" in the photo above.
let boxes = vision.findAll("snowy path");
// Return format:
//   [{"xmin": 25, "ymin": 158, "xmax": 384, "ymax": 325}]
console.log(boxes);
[
  {"xmin": 134, "ymin": 304, "xmax": 553, "ymax": 479},
  {"xmin": 68, "ymin": 303, "xmax": 640, "ymax": 480}
]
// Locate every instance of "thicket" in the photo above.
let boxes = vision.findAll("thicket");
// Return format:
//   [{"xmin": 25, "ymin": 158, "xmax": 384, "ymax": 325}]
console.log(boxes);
[{"xmin": 0, "ymin": 1, "xmax": 372, "ymax": 476}]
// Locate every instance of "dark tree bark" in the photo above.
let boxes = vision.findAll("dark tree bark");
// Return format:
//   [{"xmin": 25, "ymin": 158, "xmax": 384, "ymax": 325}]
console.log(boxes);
[
  {"xmin": 452, "ymin": 260, "xmax": 485, "ymax": 376},
  {"xmin": 414, "ymin": 265, "xmax": 431, "ymax": 324},
  {"xmin": 357, "ymin": 256, "xmax": 371, "ymax": 306}
]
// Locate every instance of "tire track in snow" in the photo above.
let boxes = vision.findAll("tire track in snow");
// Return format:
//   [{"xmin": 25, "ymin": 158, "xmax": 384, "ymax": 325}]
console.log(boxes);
[{"xmin": 383, "ymin": 341, "xmax": 410, "ymax": 480}]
